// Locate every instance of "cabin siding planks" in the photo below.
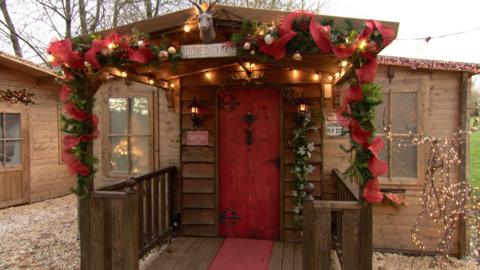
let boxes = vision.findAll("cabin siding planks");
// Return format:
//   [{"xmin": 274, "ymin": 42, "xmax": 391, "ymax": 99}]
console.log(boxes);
[{"xmin": 0, "ymin": 67, "xmax": 74, "ymax": 207}]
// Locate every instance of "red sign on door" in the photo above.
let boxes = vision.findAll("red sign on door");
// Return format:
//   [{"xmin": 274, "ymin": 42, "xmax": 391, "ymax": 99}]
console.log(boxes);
[{"xmin": 186, "ymin": 130, "xmax": 209, "ymax": 145}]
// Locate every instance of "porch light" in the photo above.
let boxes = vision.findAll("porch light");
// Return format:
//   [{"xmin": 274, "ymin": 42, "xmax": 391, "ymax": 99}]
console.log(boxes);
[
  {"xmin": 297, "ymin": 94, "xmax": 308, "ymax": 117},
  {"xmin": 189, "ymin": 97, "xmax": 202, "ymax": 128},
  {"xmin": 205, "ymin": 71, "xmax": 211, "ymax": 79}
]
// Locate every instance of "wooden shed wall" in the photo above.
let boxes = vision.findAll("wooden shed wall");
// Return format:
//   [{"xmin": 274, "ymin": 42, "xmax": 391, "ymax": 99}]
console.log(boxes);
[
  {"xmin": 321, "ymin": 65, "xmax": 465, "ymax": 254},
  {"xmin": 0, "ymin": 66, "xmax": 74, "ymax": 205}
]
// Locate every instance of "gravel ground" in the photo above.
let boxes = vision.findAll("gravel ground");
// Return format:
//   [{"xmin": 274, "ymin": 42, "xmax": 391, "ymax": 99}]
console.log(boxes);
[
  {"xmin": 0, "ymin": 195, "xmax": 479, "ymax": 269},
  {"xmin": 0, "ymin": 195, "xmax": 79, "ymax": 270}
]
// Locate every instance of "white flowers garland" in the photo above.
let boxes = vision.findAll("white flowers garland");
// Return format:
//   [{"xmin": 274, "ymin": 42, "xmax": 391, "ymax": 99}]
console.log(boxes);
[{"xmin": 291, "ymin": 111, "xmax": 317, "ymax": 226}]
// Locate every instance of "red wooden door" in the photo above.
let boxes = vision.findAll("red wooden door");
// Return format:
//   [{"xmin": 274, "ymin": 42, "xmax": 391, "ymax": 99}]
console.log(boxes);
[{"xmin": 218, "ymin": 88, "xmax": 280, "ymax": 240}]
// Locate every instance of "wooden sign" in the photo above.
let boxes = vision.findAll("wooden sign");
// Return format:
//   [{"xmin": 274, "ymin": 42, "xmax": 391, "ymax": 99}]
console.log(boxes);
[
  {"xmin": 186, "ymin": 130, "xmax": 209, "ymax": 145},
  {"xmin": 181, "ymin": 43, "xmax": 237, "ymax": 59},
  {"xmin": 325, "ymin": 113, "xmax": 343, "ymax": 136}
]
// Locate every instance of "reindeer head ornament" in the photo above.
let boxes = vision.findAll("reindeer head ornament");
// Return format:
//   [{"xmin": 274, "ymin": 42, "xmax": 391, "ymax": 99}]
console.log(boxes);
[{"xmin": 189, "ymin": 1, "xmax": 218, "ymax": 43}]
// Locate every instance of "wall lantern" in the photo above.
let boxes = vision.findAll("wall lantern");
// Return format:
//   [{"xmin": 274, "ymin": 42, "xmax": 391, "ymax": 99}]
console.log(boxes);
[
  {"xmin": 297, "ymin": 94, "xmax": 308, "ymax": 117},
  {"xmin": 323, "ymin": 84, "xmax": 333, "ymax": 99},
  {"xmin": 189, "ymin": 97, "xmax": 202, "ymax": 128}
]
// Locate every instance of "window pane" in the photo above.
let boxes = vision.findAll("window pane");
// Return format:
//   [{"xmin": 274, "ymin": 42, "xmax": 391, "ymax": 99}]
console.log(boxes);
[
  {"xmin": 130, "ymin": 97, "xmax": 149, "ymax": 134},
  {"xmin": 6, "ymin": 114, "xmax": 21, "ymax": 138},
  {"xmin": 110, "ymin": 136, "xmax": 129, "ymax": 173},
  {"xmin": 0, "ymin": 114, "xmax": 3, "ymax": 138},
  {"xmin": 5, "ymin": 140, "xmax": 21, "ymax": 165},
  {"xmin": 0, "ymin": 141, "xmax": 3, "ymax": 165},
  {"xmin": 109, "ymin": 98, "xmax": 128, "ymax": 134},
  {"xmin": 374, "ymin": 93, "xmax": 389, "ymax": 133},
  {"xmin": 391, "ymin": 93, "xmax": 417, "ymax": 133},
  {"xmin": 130, "ymin": 136, "xmax": 150, "ymax": 174},
  {"xmin": 391, "ymin": 143, "xmax": 417, "ymax": 178}
]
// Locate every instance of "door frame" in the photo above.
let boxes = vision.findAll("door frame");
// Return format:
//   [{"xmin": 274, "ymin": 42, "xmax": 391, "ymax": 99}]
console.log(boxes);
[
  {"xmin": 214, "ymin": 86, "xmax": 285, "ymax": 240},
  {"xmin": 0, "ymin": 105, "xmax": 30, "ymax": 208}
]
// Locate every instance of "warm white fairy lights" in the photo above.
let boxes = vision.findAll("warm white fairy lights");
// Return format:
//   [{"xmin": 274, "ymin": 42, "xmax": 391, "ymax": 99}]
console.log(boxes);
[{"xmin": 383, "ymin": 126, "xmax": 480, "ymax": 265}]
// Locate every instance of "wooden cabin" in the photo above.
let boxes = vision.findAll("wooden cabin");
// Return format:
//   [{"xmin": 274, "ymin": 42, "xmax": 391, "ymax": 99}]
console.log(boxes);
[
  {"xmin": 67, "ymin": 5, "xmax": 478, "ymax": 269},
  {"xmin": 0, "ymin": 51, "xmax": 74, "ymax": 208}
]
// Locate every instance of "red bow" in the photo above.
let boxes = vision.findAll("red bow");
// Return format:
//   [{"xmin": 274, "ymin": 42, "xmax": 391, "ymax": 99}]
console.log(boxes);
[
  {"xmin": 331, "ymin": 44, "xmax": 357, "ymax": 59},
  {"xmin": 363, "ymin": 178, "xmax": 383, "ymax": 203},
  {"xmin": 62, "ymin": 151, "xmax": 90, "ymax": 177},
  {"xmin": 47, "ymin": 39, "xmax": 84, "ymax": 69},
  {"xmin": 373, "ymin": 21, "xmax": 395, "ymax": 48}
]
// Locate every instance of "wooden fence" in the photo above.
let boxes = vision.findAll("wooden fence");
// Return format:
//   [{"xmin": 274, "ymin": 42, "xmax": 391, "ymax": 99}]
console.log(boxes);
[
  {"xmin": 303, "ymin": 169, "xmax": 372, "ymax": 270},
  {"xmin": 79, "ymin": 166, "xmax": 177, "ymax": 270}
]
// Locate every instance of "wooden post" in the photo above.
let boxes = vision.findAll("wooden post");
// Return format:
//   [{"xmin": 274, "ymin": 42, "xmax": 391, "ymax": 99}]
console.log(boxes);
[
  {"xmin": 124, "ymin": 189, "xmax": 139, "ymax": 270},
  {"xmin": 359, "ymin": 204, "xmax": 372, "ymax": 270},
  {"xmin": 79, "ymin": 197, "xmax": 92, "ymax": 270},
  {"xmin": 459, "ymin": 72, "xmax": 471, "ymax": 257}
]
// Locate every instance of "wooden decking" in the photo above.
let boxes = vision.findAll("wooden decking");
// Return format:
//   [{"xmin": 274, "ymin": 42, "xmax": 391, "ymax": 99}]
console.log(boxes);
[{"xmin": 142, "ymin": 237, "xmax": 303, "ymax": 270}]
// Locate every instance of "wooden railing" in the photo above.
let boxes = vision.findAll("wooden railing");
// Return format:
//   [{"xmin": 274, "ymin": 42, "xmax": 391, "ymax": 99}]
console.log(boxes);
[
  {"xmin": 80, "ymin": 166, "xmax": 178, "ymax": 270},
  {"xmin": 302, "ymin": 169, "xmax": 372, "ymax": 270}
]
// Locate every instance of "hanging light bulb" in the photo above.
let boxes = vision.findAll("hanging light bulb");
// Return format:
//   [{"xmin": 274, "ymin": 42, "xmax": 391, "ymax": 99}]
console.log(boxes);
[
  {"xmin": 120, "ymin": 71, "xmax": 127, "ymax": 78},
  {"xmin": 47, "ymin": 54, "xmax": 55, "ymax": 63},
  {"xmin": 205, "ymin": 71, "xmax": 211, "ymax": 79},
  {"xmin": 340, "ymin": 60, "xmax": 348, "ymax": 67},
  {"xmin": 313, "ymin": 72, "xmax": 320, "ymax": 81},
  {"xmin": 148, "ymin": 78, "xmax": 155, "ymax": 85},
  {"xmin": 184, "ymin": 23, "xmax": 191, "ymax": 33}
]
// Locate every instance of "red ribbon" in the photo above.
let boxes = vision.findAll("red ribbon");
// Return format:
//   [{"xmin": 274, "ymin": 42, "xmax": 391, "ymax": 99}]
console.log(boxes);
[
  {"xmin": 373, "ymin": 21, "xmax": 395, "ymax": 48},
  {"xmin": 64, "ymin": 102, "xmax": 87, "ymax": 121},
  {"xmin": 84, "ymin": 40, "xmax": 105, "ymax": 69},
  {"xmin": 127, "ymin": 47, "xmax": 155, "ymax": 64},
  {"xmin": 367, "ymin": 136, "xmax": 389, "ymax": 177},
  {"xmin": 62, "ymin": 150, "xmax": 90, "ymax": 177},
  {"xmin": 309, "ymin": 22, "xmax": 331, "ymax": 53},
  {"xmin": 355, "ymin": 53, "xmax": 378, "ymax": 83},
  {"xmin": 363, "ymin": 178, "xmax": 383, "ymax": 203},
  {"xmin": 47, "ymin": 39, "xmax": 84, "ymax": 69},
  {"xmin": 349, "ymin": 120, "xmax": 371, "ymax": 148},
  {"xmin": 60, "ymin": 85, "xmax": 71, "ymax": 102}
]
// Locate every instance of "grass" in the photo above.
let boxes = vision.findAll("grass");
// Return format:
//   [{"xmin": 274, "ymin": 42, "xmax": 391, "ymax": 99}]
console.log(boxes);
[{"xmin": 471, "ymin": 117, "xmax": 480, "ymax": 188}]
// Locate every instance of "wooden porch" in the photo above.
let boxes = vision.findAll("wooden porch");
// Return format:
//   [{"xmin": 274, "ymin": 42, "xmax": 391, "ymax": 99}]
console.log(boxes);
[{"xmin": 142, "ymin": 237, "xmax": 304, "ymax": 270}]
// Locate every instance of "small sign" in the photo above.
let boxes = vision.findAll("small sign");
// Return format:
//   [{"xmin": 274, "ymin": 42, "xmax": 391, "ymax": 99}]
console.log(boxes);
[
  {"xmin": 186, "ymin": 130, "xmax": 209, "ymax": 145},
  {"xmin": 181, "ymin": 43, "xmax": 237, "ymax": 59},
  {"xmin": 325, "ymin": 113, "xmax": 343, "ymax": 136}
]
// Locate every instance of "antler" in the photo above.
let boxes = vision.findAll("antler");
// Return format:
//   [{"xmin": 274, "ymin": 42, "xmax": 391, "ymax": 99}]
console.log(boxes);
[
  {"xmin": 188, "ymin": 0, "xmax": 204, "ymax": 14},
  {"xmin": 206, "ymin": 0, "xmax": 219, "ymax": 13}
]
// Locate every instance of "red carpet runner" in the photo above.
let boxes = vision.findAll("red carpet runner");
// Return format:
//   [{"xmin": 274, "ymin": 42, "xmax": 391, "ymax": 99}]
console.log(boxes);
[{"xmin": 208, "ymin": 238, "xmax": 273, "ymax": 270}]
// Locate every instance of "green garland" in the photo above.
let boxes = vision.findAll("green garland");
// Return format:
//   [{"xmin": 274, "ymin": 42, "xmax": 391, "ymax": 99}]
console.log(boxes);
[{"xmin": 291, "ymin": 111, "xmax": 317, "ymax": 226}]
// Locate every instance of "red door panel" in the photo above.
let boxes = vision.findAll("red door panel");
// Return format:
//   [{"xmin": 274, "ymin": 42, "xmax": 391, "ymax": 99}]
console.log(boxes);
[{"xmin": 219, "ymin": 88, "xmax": 280, "ymax": 240}]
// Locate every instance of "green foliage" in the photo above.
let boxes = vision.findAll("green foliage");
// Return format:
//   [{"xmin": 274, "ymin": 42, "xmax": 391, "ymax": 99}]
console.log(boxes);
[{"xmin": 471, "ymin": 118, "xmax": 480, "ymax": 188}]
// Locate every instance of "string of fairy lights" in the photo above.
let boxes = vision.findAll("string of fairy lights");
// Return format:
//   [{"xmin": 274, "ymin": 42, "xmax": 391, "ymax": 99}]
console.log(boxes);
[{"xmin": 382, "ymin": 125, "xmax": 480, "ymax": 264}]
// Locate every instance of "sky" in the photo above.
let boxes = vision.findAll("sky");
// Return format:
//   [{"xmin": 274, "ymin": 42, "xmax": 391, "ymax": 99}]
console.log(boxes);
[{"xmin": 316, "ymin": 0, "xmax": 480, "ymax": 63}]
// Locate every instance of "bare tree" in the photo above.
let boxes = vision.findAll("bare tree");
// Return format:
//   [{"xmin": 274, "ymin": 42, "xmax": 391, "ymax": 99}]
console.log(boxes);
[{"xmin": 0, "ymin": 0, "xmax": 22, "ymax": 57}]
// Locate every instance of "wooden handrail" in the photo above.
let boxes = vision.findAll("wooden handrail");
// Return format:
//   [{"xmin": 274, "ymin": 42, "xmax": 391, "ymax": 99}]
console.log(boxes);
[
  {"xmin": 303, "ymin": 169, "xmax": 372, "ymax": 270},
  {"xmin": 81, "ymin": 166, "xmax": 178, "ymax": 269},
  {"xmin": 332, "ymin": 169, "xmax": 360, "ymax": 201}
]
